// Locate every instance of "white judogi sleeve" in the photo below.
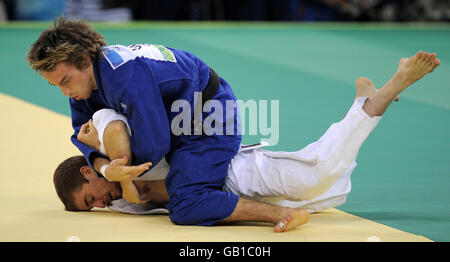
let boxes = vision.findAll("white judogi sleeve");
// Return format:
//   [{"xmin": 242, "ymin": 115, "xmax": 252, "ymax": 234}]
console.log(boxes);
[{"xmin": 223, "ymin": 97, "xmax": 382, "ymax": 213}]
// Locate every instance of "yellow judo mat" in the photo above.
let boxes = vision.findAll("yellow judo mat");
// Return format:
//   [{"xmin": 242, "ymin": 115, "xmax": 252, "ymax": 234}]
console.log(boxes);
[{"xmin": 0, "ymin": 93, "xmax": 431, "ymax": 242}]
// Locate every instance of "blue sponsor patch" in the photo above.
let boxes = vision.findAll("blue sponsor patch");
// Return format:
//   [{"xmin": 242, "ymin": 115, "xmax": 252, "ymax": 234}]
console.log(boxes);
[{"xmin": 103, "ymin": 48, "xmax": 124, "ymax": 68}]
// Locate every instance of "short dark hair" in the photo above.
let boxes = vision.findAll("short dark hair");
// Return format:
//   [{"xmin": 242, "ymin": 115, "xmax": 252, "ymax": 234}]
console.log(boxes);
[
  {"xmin": 26, "ymin": 17, "xmax": 106, "ymax": 73},
  {"xmin": 53, "ymin": 155, "xmax": 89, "ymax": 211}
]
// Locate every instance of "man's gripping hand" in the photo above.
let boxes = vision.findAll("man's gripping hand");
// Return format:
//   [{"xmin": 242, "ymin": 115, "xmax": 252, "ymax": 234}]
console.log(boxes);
[
  {"xmin": 77, "ymin": 119, "xmax": 101, "ymax": 151},
  {"xmin": 104, "ymin": 156, "xmax": 152, "ymax": 181}
]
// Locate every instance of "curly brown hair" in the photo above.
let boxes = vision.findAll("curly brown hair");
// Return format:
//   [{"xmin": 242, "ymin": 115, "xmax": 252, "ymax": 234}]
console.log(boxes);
[
  {"xmin": 26, "ymin": 17, "xmax": 106, "ymax": 73},
  {"xmin": 53, "ymin": 155, "xmax": 89, "ymax": 211}
]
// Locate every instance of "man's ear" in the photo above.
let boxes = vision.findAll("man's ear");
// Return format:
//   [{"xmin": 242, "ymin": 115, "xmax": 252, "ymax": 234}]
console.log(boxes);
[
  {"xmin": 79, "ymin": 166, "xmax": 95, "ymax": 180},
  {"xmin": 81, "ymin": 55, "xmax": 92, "ymax": 71}
]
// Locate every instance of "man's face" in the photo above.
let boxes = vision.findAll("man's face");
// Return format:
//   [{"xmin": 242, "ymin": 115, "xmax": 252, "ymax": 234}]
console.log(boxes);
[
  {"xmin": 42, "ymin": 61, "xmax": 96, "ymax": 100},
  {"xmin": 72, "ymin": 167, "xmax": 122, "ymax": 211}
]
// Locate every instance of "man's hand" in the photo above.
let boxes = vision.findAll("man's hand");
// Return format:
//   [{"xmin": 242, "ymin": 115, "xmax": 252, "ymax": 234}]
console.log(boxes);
[
  {"xmin": 77, "ymin": 119, "xmax": 101, "ymax": 151},
  {"xmin": 104, "ymin": 156, "xmax": 152, "ymax": 181}
]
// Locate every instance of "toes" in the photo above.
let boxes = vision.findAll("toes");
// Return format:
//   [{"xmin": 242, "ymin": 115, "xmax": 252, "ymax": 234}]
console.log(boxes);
[
  {"xmin": 427, "ymin": 53, "xmax": 436, "ymax": 64},
  {"xmin": 421, "ymin": 52, "xmax": 430, "ymax": 63},
  {"xmin": 274, "ymin": 220, "xmax": 286, "ymax": 233},
  {"xmin": 274, "ymin": 215, "xmax": 292, "ymax": 233},
  {"xmin": 431, "ymin": 58, "xmax": 440, "ymax": 72},
  {"xmin": 420, "ymin": 52, "xmax": 427, "ymax": 61},
  {"xmin": 422, "ymin": 52, "xmax": 434, "ymax": 62},
  {"xmin": 416, "ymin": 51, "xmax": 439, "ymax": 68},
  {"xmin": 415, "ymin": 51, "xmax": 424, "ymax": 62},
  {"xmin": 434, "ymin": 58, "xmax": 440, "ymax": 66},
  {"xmin": 416, "ymin": 51, "xmax": 423, "ymax": 59},
  {"xmin": 429, "ymin": 53, "xmax": 437, "ymax": 64}
]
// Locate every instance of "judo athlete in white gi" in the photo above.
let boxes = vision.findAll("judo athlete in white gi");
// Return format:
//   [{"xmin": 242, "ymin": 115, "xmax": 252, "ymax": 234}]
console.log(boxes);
[
  {"xmin": 56, "ymin": 50, "xmax": 440, "ymax": 232},
  {"xmin": 90, "ymin": 93, "xmax": 375, "ymax": 214}
]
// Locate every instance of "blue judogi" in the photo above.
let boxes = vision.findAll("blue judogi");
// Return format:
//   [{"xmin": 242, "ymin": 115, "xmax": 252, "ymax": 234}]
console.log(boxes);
[{"xmin": 70, "ymin": 44, "xmax": 242, "ymax": 225}]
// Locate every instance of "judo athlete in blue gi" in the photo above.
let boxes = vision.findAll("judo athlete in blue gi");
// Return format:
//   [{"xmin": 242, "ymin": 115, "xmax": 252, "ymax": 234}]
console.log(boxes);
[
  {"xmin": 27, "ymin": 18, "xmax": 245, "ymax": 226},
  {"xmin": 71, "ymin": 44, "xmax": 243, "ymax": 226}
]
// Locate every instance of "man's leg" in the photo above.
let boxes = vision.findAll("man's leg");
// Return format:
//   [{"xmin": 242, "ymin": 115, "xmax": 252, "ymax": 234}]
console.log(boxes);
[
  {"xmin": 219, "ymin": 81, "xmax": 378, "ymax": 227},
  {"xmin": 224, "ymin": 52, "xmax": 440, "ymax": 211},
  {"xmin": 224, "ymin": 78, "xmax": 379, "ymax": 212},
  {"xmin": 222, "ymin": 198, "xmax": 309, "ymax": 233}
]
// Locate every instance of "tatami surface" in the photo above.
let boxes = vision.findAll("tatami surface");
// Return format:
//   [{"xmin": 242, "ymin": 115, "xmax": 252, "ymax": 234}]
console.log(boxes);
[{"xmin": 0, "ymin": 92, "xmax": 431, "ymax": 242}]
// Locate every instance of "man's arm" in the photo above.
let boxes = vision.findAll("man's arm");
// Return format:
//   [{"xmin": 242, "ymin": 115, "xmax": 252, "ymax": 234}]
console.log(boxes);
[{"xmin": 78, "ymin": 117, "xmax": 150, "ymax": 203}]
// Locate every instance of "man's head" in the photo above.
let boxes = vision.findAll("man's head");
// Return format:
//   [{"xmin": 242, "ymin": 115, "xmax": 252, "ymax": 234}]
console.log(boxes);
[
  {"xmin": 26, "ymin": 17, "xmax": 106, "ymax": 100},
  {"xmin": 53, "ymin": 156, "xmax": 122, "ymax": 211}
]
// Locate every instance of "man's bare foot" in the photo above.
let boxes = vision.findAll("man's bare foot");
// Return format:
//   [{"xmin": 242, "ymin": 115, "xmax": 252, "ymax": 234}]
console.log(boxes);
[
  {"xmin": 273, "ymin": 209, "xmax": 309, "ymax": 233},
  {"xmin": 396, "ymin": 51, "xmax": 440, "ymax": 90},
  {"xmin": 356, "ymin": 77, "xmax": 399, "ymax": 102},
  {"xmin": 361, "ymin": 51, "xmax": 439, "ymax": 117}
]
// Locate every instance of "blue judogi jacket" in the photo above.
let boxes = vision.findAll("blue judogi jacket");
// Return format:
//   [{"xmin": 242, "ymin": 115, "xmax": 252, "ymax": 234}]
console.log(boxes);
[
  {"xmin": 70, "ymin": 44, "xmax": 241, "ymax": 225},
  {"xmin": 71, "ymin": 44, "xmax": 210, "ymax": 168}
]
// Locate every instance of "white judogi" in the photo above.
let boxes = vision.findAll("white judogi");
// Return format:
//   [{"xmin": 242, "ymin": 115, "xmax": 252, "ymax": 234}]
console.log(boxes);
[
  {"xmin": 225, "ymin": 97, "xmax": 381, "ymax": 213},
  {"xmin": 96, "ymin": 97, "xmax": 381, "ymax": 214}
]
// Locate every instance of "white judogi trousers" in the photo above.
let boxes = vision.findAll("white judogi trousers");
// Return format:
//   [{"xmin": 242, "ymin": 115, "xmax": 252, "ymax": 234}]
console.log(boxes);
[
  {"xmin": 99, "ymin": 97, "xmax": 381, "ymax": 215},
  {"xmin": 224, "ymin": 97, "xmax": 381, "ymax": 213}
]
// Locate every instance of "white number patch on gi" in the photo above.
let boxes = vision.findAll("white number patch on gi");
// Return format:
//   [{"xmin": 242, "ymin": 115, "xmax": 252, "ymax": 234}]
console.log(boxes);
[{"xmin": 102, "ymin": 44, "xmax": 177, "ymax": 70}]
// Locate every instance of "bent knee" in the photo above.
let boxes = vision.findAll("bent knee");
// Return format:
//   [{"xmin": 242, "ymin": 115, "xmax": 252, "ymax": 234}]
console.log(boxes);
[{"xmin": 168, "ymin": 192, "xmax": 238, "ymax": 226}]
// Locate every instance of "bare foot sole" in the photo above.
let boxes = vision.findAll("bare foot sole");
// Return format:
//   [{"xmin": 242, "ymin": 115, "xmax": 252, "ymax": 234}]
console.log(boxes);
[
  {"xmin": 273, "ymin": 209, "xmax": 309, "ymax": 233},
  {"xmin": 356, "ymin": 77, "xmax": 399, "ymax": 102}
]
